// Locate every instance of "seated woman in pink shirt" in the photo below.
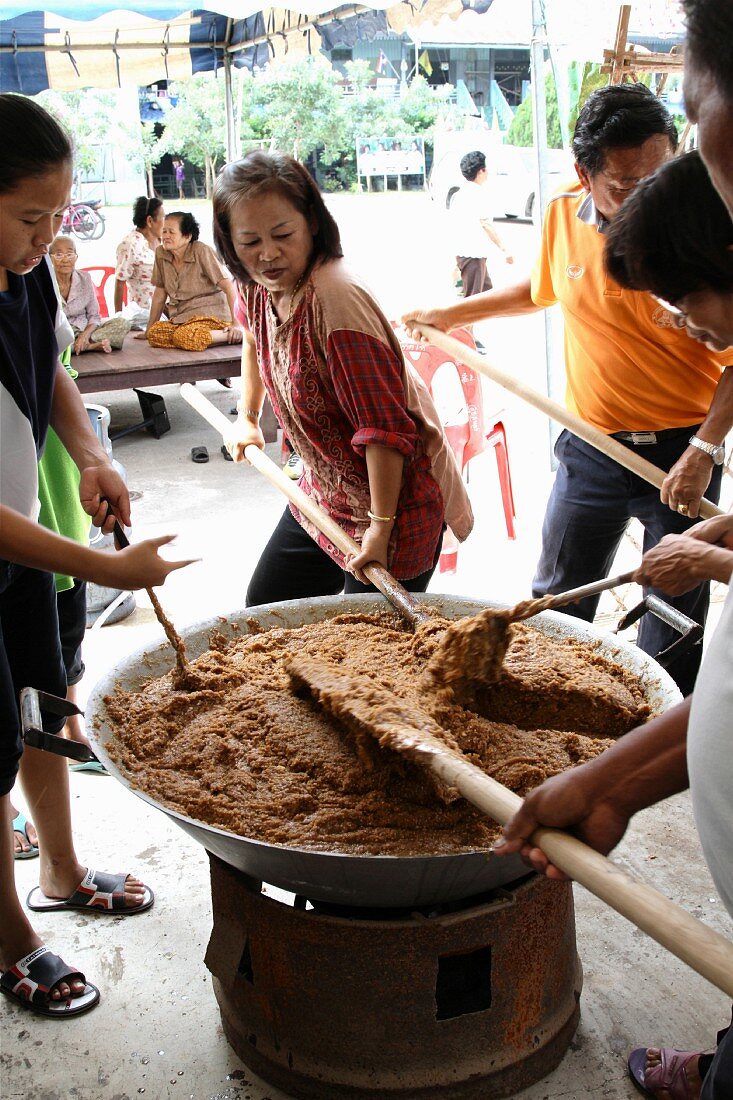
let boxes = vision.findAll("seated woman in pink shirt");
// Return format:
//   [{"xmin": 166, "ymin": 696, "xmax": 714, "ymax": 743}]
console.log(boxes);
[{"xmin": 49, "ymin": 237, "xmax": 129, "ymax": 353}]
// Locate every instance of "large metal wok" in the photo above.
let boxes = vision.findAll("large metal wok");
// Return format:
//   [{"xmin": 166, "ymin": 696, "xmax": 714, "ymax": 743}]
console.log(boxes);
[{"xmin": 85, "ymin": 594, "xmax": 681, "ymax": 908}]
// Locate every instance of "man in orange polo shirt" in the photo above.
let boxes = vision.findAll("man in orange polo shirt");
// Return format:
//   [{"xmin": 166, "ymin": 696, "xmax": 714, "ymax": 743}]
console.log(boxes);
[{"xmin": 403, "ymin": 84, "xmax": 733, "ymax": 696}]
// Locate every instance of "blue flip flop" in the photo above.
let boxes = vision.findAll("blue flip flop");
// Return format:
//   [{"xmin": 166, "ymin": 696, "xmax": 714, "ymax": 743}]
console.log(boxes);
[{"xmin": 12, "ymin": 812, "xmax": 39, "ymax": 860}]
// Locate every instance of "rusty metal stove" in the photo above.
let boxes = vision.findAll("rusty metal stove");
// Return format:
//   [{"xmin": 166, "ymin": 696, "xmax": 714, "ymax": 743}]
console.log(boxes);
[{"xmin": 205, "ymin": 855, "xmax": 582, "ymax": 1099}]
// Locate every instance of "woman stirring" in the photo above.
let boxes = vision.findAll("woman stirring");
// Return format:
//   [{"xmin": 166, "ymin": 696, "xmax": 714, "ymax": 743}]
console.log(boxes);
[
  {"xmin": 144, "ymin": 211, "xmax": 241, "ymax": 354},
  {"xmin": 114, "ymin": 195, "xmax": 165, "ymax": 323},
  {"xmin": 213, "ymin": 151, "xmax": 473, "ymax": 602}
]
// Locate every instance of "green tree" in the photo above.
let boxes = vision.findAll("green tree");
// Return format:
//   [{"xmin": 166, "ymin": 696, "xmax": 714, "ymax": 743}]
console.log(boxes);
[
  {"xmin": 397, "ymin": 74, "xmax": 441, "ymax": 132},
  {"xmin": 256, "ymin": 58, "xmax": 346, "ymax": 161},
  {"xmin": 506, "ymin": 71, "xmax": 563, "ymax": 149},
  {"xmin": 155, "ymin": 74, "xmax": 227, "ymax": 197},
  {"xmin": 338, "ymin": 61, "xmax": 399, "ymax": 148},
  {"xmin": 35, "ymin": 89, "xmax": 122, "ymax": 188},
  {"xmin": 323, "ymin": 64, "xmax": 461, "ymax": 190}
]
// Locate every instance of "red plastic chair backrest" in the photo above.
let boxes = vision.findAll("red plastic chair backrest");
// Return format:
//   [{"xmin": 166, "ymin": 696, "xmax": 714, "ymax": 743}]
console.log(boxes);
[
  {"xmin": 399, "ymin": 327, "xmax": 488, "ymax": 471},
  {"xmin": 80, "ymin": 266, "xmax": 123, "ymax": 319}
]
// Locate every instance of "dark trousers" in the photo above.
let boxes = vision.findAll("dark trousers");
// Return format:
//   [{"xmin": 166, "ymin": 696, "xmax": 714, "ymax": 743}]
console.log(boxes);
[
  {"xmin": 57, "ymin": 578, "xmax": 87, "ymax": 686},
  {"xmin": 0, "ymin": 563, "xmax": 66, "ymax": 796},
  {"xmin": 456, "ymin": 256, "xmax": 492, "ymax": 297},
  {"xmin": 532, "ymin": 429, "xmax": 723, "ymax": 697},
  {"xmin": 246, "ymin": 507, "xmax": 440, "ymax": 607},
  {"xmin": 701, "ymin": 1010, "xmax": 733, "ymax": 1100}
]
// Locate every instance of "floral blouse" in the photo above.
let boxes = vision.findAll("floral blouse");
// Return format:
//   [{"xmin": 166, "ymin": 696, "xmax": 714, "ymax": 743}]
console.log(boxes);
[{"xmin": 115, "ymin": 228, "xmax": 155, "ymax": 310}]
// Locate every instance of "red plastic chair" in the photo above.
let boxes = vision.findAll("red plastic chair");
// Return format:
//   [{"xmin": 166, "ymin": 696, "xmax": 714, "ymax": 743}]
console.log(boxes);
[
  {"xmin": 400, "ymin": 327, "xmax": 516, "ymax": 574},
  {"xmin": 81, "ymin": 266, "xmax": 125, "ymax": 319}
]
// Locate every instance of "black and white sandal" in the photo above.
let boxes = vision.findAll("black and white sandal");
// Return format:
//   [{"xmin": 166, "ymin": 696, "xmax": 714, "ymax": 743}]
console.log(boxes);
[{"xmin": 0, "ymin": 946, "xmax": 100, "ymax": 1018}]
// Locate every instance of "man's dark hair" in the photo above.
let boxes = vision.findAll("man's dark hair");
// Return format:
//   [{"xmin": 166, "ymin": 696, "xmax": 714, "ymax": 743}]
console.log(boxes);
[
  {"xmin": 132, "ymin": 195, "xmax": 163, "ymax": 229},
  {"xmin": 683, "ymin": 0, "xmax": 733, "ymax": 103},
  {"xmin": 572, "ymin": 84, "xmax": 677, "ymax": 177},
  {"xmin": 213, "ymin": 151, "xmax": 342, "ymax": 286},
  {"xmin": 0, "ymin": 93, "xmax": 73, "ymax": 195},
  {"xmin": 167, "ymin": 210, "xmax": 200, "ymax": 241},
  {"xmin": 604, "ymin": 150, "xmax": 733, "ymax": 302},
  {"xmin": 459, "ymin": 150, "xmax": 486, "ymax": 182}
]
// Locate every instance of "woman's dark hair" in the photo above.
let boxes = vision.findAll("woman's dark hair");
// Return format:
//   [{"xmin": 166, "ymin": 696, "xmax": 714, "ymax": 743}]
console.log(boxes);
[
  {"xmin": 573, "ymin": 84, "xmax": 677, "ymax": 177},
  {"xmin": 166, "ymin": 210, "xmax": 200, "ymax": 241},
  {"xmin": 0, "ymin": 93, "xmax": 73, "ymax": 195},
  {"xmin": 212, "ymin": 151, "xmax": 343, "ymax": 285},
  {"xmin": 604, "ymin": 150, "xmax": 733, "ymax": 302},
  {"xmin": 132, "ymin": 195, "xmax": 163, "ymax": 229}
]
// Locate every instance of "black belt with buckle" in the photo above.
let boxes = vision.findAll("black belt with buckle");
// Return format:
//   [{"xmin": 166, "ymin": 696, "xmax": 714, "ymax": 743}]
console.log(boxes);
[{"xmin": 613, "ymin": 425, "xmax": 700, "ymax": 446}]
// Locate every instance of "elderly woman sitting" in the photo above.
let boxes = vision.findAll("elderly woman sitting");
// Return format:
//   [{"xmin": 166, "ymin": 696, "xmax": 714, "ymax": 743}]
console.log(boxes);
[
  {"xmin": 144, "ymin": 211, "xmax": 241, "ymax": 352},
  {"xmin": 50, "ymin": 237, "xmax": 130, "ymax": 353}
]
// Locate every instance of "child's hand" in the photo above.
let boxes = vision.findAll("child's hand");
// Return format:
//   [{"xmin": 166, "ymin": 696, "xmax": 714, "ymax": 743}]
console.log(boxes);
[{"xmin": 107, "ymin": 536, "xmax": 196, "ymax": 589}]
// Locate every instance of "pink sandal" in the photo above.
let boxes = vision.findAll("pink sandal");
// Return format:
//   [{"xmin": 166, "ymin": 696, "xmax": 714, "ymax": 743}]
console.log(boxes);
[{"xmin": 628, "ymin": 1046, "xmax": 702, "ymax": 1099}]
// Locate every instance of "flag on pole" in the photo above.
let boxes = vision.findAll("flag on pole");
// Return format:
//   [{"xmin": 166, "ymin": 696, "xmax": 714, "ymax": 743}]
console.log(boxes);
[
  {"xmin": 418, "ymin": 49, "xmax": 433, "ymax": 77},
  {"xmin": 376, "ymin": 49, "xmax": 389, "ymax": 75}
]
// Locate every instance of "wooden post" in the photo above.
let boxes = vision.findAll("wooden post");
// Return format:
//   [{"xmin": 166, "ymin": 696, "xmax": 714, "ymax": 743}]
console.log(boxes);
[{"xmin": 610, "ymin": 4, "xmax": 632, "ymax": 84}]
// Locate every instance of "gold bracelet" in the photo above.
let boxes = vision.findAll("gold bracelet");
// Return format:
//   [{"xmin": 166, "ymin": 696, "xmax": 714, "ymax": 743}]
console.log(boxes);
[{"xmin": 368, "ymin": 509, "xmax": 396, "ymax": 524}]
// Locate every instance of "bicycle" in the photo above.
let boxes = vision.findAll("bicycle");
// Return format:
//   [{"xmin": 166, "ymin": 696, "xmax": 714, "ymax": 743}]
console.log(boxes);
[{"xmin": 61, "ymin": 199, "xmax": 106, "ymax": 241}]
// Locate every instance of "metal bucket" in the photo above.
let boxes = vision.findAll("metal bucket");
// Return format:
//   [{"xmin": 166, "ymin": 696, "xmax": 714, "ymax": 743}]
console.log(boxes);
[{"xmin": 85, "ymin": 594, "xmax": 681, "ymax": 908}]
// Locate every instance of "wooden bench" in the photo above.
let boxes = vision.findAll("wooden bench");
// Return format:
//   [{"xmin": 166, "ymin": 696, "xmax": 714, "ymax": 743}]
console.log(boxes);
[{"xmin": 73, "ymin": 333, "xmax": 279, "ymax": 442}]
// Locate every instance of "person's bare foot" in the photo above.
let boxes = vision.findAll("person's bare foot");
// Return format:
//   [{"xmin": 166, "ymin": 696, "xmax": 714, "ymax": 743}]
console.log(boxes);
[
  {"xmin": 10, "ymin": 805, "xmax": 37, "ymax": 856},
  {"xmin": 38, "ymin": 865, "xmax": 148, "ymax": 910},
  {"xmin": 1, "ymin": 932, "xmax": 86, "ymax": 1001},
  {"xmin": 644, "ymin": 1048, "xmax": 703, "ymax": 1099}
]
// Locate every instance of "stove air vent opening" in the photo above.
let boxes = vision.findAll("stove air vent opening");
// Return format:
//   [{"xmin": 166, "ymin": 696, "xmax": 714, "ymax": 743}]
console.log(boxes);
[
  {"xmin": 435, "ymin": 946, "xmax": 491, "ymax": 1020},
  {"xmin": 237, "ymin": 936, "xmax": 254, "ymax": 984}
]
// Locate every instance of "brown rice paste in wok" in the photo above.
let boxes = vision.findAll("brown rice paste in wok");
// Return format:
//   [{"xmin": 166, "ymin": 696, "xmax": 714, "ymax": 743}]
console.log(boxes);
[{"xmin": 103, "ymin": 612, "xmax": 650, "ymax": 857}]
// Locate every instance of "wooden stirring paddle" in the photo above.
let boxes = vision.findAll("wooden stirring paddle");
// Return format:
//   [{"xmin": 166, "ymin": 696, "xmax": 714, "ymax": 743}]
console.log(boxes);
[
  {"xmin": 180, "ymin": 382, "xmax": 434, "ymax": 631},
  {"xmin": 107, "ymin": 511, "xmax": 191, "ymax": 686},
  {"xmin": 287, "ymin": 652, "xmax": 733, "ymax": 1001},
  {"xmin": 423, "ymin": 570, "xmax": 636, "ymax": 701},
  {"xmin": 181, "ymin": 384, "xmax": 637, "ymax": 701}
]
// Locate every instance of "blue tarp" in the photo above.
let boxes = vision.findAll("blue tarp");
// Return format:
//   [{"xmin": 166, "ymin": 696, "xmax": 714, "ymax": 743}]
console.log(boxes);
[{"xmin": 0, "ymin": 7, "xmax": 235, "ymax": 92}]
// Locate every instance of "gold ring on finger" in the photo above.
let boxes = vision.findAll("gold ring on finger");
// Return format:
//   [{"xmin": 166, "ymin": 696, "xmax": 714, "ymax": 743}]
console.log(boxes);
[{"xmin": 677, "ymin": 503, "xmax": 689, "ymax": 515}]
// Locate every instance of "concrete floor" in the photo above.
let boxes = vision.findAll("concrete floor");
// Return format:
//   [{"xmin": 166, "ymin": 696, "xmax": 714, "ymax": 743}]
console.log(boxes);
[{"xmin": 3, "ymin": 195, "xmax": 732, "ymax": 1098}]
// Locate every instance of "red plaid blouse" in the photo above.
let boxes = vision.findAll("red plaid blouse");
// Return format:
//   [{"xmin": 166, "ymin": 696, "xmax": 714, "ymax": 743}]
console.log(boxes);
[{"xmin": 238, "ymin": 259, "xmax": 472, "ymax": 580}]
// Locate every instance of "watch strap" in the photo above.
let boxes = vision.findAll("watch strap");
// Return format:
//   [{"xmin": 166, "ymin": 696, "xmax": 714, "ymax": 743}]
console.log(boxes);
[{"xmin": 689, "ymin": 435, "xmax": 725, "ymax": 464}]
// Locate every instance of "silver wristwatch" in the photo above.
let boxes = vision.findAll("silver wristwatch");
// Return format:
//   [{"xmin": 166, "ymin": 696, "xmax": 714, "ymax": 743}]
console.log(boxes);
[{"xmin": 689, "ymin": 435, "xmax": 726, "ymax": 465}]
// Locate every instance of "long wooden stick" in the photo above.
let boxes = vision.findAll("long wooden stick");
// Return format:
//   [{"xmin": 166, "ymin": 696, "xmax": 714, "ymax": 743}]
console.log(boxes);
[
  {"xmin": 431, "ymin": 740, "xmax": 733, "ymax": 999},
  {"xmin": 417, "ymin": 325, "xmax": 724, "ymax": 521},
  {"xmin": 180, "ymin": 384, "xmax": 430, "ymax": 626},
  {"xmin": 292, "ymin": 653, "xmax": 733, "ymax": 1000}
]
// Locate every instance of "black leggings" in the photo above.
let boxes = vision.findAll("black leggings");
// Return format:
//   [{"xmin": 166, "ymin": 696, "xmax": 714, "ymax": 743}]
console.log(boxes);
[{"xmin": 246, "ymin": 507, "xmax": 441, "ymax": 607}]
